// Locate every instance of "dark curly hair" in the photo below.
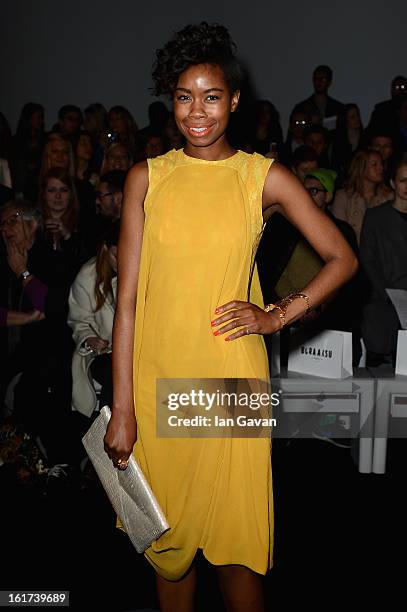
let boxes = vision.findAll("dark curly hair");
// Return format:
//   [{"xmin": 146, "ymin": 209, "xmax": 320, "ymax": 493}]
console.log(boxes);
[{"xmin": 152, "ymin": 22, "xmax": 242, "ymax": 97}]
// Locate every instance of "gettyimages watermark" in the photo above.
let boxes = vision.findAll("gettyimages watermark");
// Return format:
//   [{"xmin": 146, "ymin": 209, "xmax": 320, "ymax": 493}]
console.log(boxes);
[
  {"xmin": 156, "ymin": 376, "xmax": 386, "ymax": 439},
  {"xmin": 156, "ymin": 379, "xmax": 278, "ymax": 438}
]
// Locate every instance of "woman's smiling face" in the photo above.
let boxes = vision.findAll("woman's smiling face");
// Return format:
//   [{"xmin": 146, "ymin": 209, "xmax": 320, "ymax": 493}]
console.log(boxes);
[{"xmin": 173, "ymin": 63, "xmax": 239, "ymax": 153}]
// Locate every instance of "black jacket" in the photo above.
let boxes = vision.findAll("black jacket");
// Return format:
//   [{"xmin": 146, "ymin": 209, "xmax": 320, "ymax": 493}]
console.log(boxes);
[
  {"xmin": 360, "ymin": 201, "xmax": 407, "ymax": 353},
  {"xmin": 294, "ymin": 95, "xmax": 344, "ymax": 120}
]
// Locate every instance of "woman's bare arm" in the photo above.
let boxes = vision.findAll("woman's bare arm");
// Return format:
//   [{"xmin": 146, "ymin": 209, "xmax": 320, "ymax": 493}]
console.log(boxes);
[
  {"xmin": 212, "ymin": 164, "xmax": 358, "ymax": 340},
  {"xmin": 104, "ymin": 161, "xmax": 148, "ymax": 466},
  {"xmin": 262, "ymin": 163, "xmax": 358, "ymax": 324}
]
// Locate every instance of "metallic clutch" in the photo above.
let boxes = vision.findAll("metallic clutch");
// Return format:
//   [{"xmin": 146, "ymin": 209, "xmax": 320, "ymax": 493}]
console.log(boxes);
[{"xmin": 82, "ymin": 405, "xmax": 169, "ymax": 552}]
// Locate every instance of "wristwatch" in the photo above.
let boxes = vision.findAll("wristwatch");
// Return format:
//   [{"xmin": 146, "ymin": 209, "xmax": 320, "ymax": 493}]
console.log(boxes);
[{"xmin": 20, "ymin": 270, "xmax": 31, "ymax": 281}]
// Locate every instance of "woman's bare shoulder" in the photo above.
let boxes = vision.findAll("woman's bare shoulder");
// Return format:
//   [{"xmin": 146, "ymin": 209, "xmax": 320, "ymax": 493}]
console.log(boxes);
[
  {"xmin": 123, "ymin": 161, "xmax": 149, "ymax": 204},
  {"xmin": 262, "ymin": 161, "xmax": 301, "ymax": 210},
  {"xmin": 126, "ymin": 160, "xmax": 149, "ymax": 185}
]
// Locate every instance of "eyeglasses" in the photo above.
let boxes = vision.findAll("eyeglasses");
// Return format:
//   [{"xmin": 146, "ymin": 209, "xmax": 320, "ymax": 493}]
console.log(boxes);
[
  {"xmin": 0, "ymin": 212, "xmax": 22, "ymax": 230},
  {"xmin": 46, "ymin": 186, "xmax": 69, "ymax": 194},
  {"xmin": 96, "ymin": 191, "xmax": 113, "ymax": 199},
  {"xmin": 306, "ymin": 186, "xmax": 326, "ymax": 196},
  {"xmin": 394, "ymin": 84, "xmax": 407, "ymax": 91}
]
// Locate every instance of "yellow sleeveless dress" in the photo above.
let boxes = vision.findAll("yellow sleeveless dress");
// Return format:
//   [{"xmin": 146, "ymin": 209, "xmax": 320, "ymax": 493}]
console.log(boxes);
[{"xmin": 132, "ymin": 148, "xmax": 274, "ymax": 580}]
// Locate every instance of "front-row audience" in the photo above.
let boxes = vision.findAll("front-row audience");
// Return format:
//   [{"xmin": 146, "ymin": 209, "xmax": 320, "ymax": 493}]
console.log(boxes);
[{"xmin": 2, "ymin": 86, "xmax": 407, "ymax": 485}]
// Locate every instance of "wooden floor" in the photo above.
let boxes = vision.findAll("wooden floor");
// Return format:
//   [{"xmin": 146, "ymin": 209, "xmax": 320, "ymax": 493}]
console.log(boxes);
[{"xmin": 1, "ymin": 438, "xmax": 405, "ymax": 611}]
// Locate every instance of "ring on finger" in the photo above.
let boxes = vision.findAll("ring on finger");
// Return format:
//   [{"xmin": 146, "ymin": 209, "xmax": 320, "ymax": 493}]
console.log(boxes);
[{"xmin": 117, "ymin": 458, "xmax": 129, "ymax": 470}]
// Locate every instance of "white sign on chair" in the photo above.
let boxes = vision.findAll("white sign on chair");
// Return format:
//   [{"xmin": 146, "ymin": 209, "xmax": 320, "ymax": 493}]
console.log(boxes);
[{"xmin": 288, "ymin": 329, "xmax": 353, "ymax": 379}]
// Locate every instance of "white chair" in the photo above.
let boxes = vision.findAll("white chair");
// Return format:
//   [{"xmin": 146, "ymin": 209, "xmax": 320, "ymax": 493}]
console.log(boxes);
[{"xmin": 273, "ymin": 367, "xmax": 375, "ymax": 473}]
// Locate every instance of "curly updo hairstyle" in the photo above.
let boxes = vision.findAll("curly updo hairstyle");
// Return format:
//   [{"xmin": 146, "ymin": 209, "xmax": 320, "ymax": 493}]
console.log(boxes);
[{"xmin": 152, "ymin": 22, "xmax": 243, "ymax": 97}]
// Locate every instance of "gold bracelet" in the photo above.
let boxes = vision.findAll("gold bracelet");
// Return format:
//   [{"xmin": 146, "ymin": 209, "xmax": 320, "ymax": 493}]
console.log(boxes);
[
  {"xmin": 264, "ymin": 303, "xmax": 286, "ymax": 328},
  {"xmin": 264, "ymin": 291, "xmax": 311, "ymax": 328},
  {"xmin": 290, "ymin": 292, "xmax": 311, "ymax": 313},
  {"xmin": 281, "ymin": 292, "xmax": 311, "ymax": 314}
]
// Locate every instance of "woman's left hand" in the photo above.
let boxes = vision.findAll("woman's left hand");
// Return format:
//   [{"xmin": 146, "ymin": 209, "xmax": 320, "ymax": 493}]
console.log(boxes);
[{"xmin": 211, "ymin": 300, "xmax": 282, "ymax": 341}]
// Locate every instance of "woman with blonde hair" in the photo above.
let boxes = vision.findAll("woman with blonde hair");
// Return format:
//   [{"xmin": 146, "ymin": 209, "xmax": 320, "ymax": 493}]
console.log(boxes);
[
  {"xmin": 68, "ymin": 222, "xmax": 119, "ymax": 416},
  {"xmin": 39, "ymin": 133, "xmax": 75, "ymax": 183},
  {"xmin": 331, "ymin": 148, "xmax": 393, "ymax": 242},
  {"xmin": 99, "ymin": 142, "xmax": 132, "ymax": 175}
]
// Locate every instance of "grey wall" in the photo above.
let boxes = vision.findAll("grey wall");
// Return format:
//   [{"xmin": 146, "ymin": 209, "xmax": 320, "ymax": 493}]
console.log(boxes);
[{"xmin": 1, "ymin": 0, "xmax": 406, "ymax": 133}]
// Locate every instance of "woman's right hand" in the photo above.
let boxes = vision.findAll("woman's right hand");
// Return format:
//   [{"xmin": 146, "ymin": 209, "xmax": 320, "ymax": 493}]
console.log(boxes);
[
  {"xmin": 104, "ymin": 409, "xmax": 137, "ymax": 469},
  {"xmin": 45, "ymin": 218, "xmax": 71, "ymax": 240},
  {"xmin": 104, "ymin": 162, "xmax": 147, "ymax": 471}
]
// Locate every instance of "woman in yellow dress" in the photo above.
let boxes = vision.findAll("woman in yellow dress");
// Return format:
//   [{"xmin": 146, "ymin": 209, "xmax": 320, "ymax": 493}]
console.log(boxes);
[{"xmin": 104, "ymin": 22, "xmax": 357, "ymax": 611}]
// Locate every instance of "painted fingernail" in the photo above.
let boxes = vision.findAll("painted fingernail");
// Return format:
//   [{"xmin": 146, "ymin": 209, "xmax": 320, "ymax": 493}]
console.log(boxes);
[
  {"xmin": 210, "ymin": 320, "xmax": 217, "ymax": 326},
  {"xmin": 213, "ymin": 330, "xmax": 220, "ymax": 336},
  {"xmin": 215, "ymin": 308, "xmax": 220, "ymax": 314}
]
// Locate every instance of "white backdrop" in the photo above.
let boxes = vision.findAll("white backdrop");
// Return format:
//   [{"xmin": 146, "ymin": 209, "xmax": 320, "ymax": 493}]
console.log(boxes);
[{"xmin": 1, "ymin": 0, "xmax": 406, "ymax": 133}]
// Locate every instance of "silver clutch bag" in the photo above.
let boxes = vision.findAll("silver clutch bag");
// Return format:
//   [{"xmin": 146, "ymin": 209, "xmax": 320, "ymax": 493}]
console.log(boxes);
[{"xmin": 82, "ymin": 405, "xmax": 169, "ymax": 552}]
